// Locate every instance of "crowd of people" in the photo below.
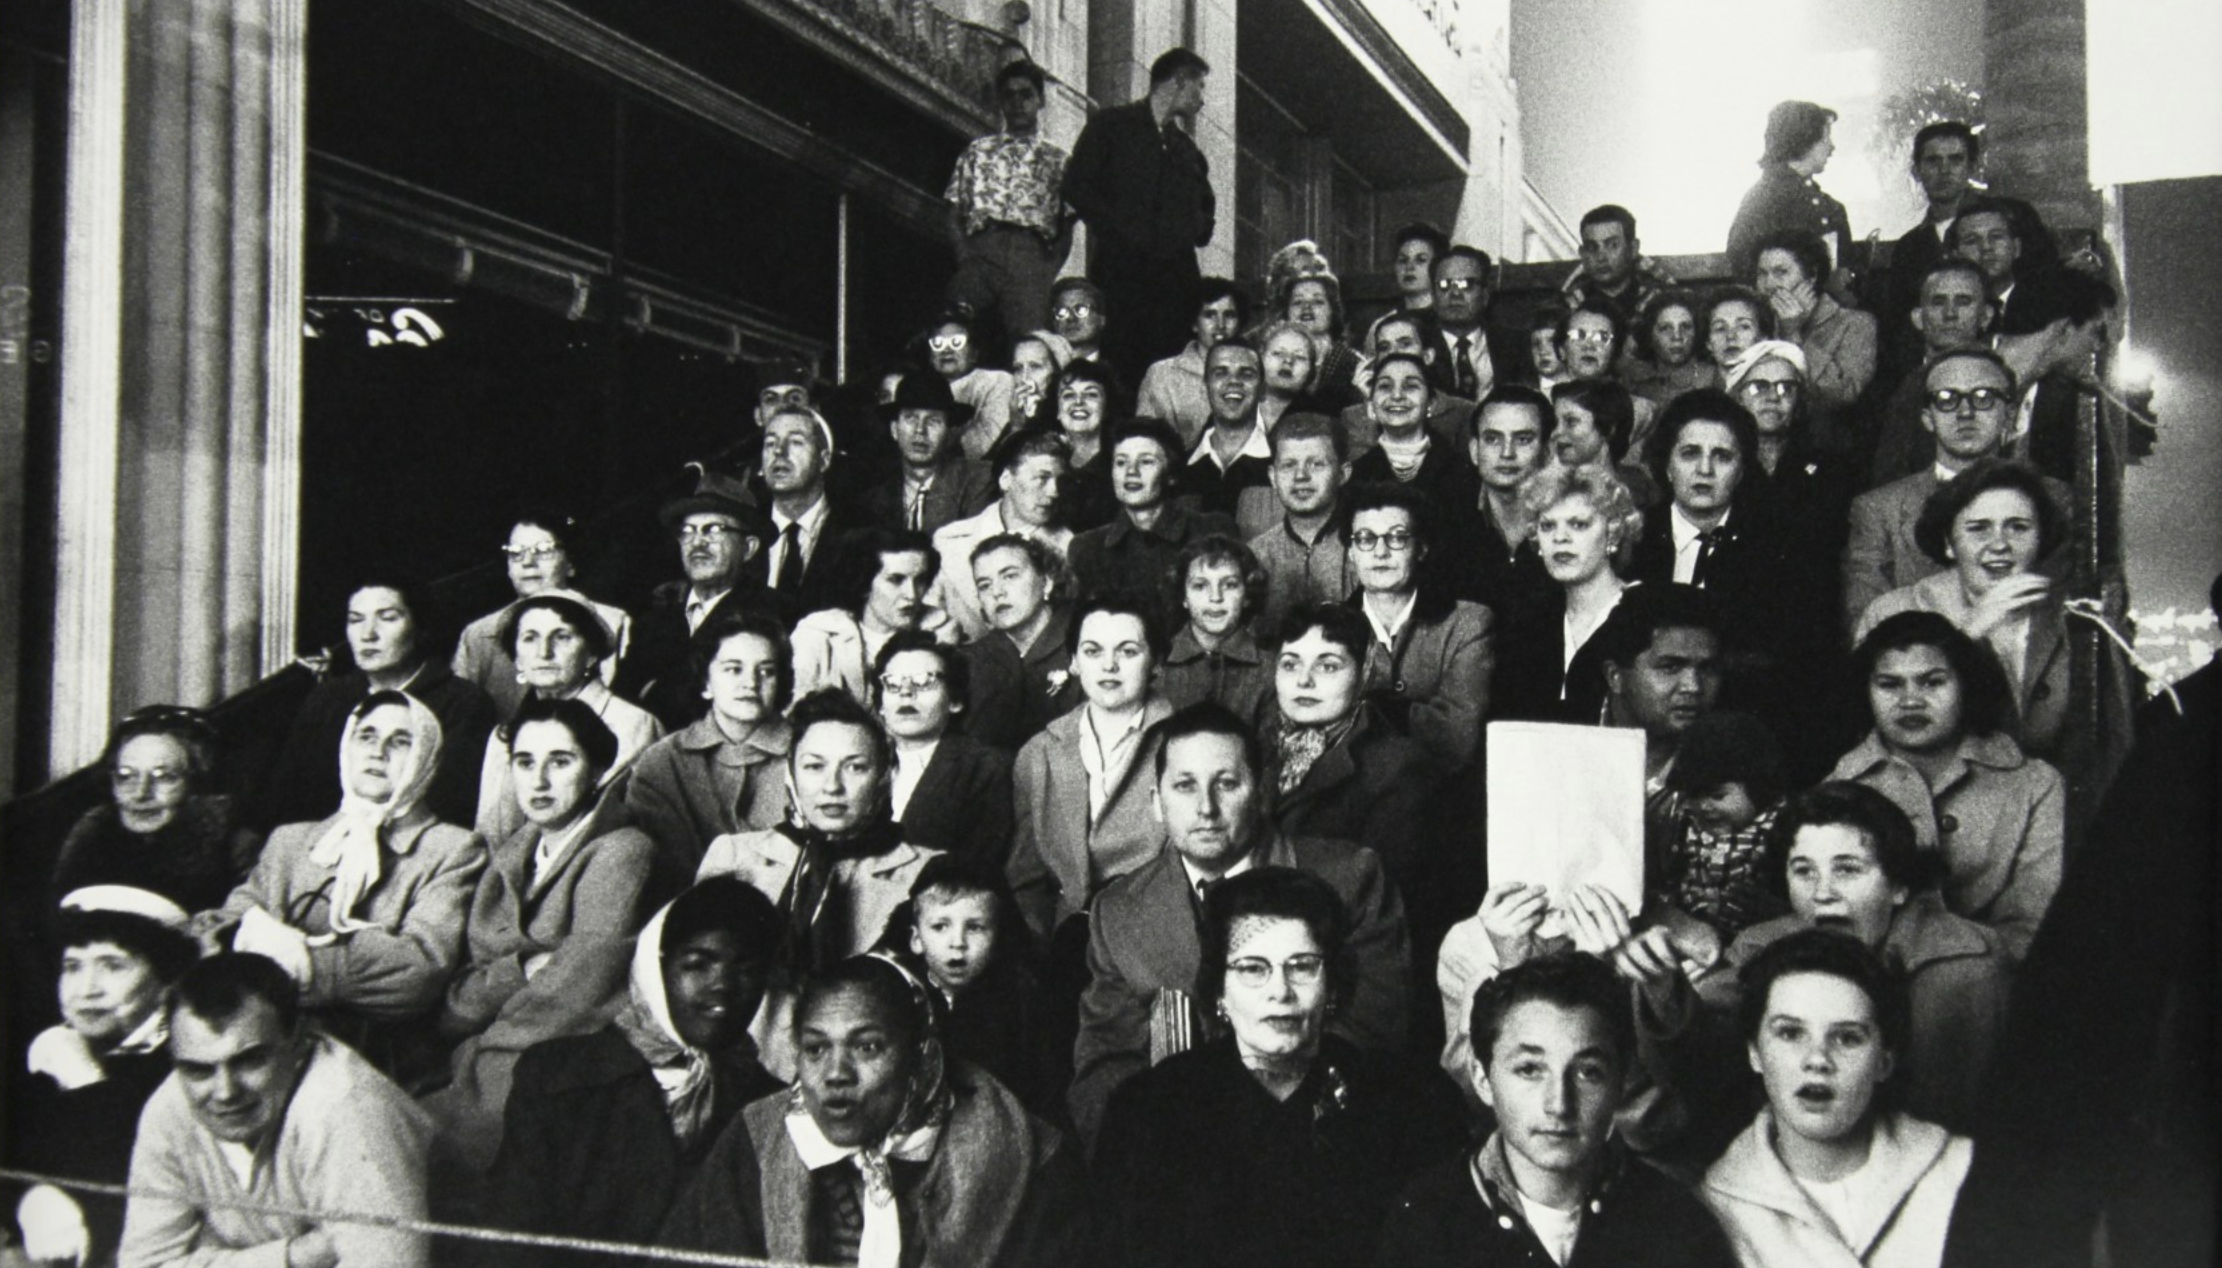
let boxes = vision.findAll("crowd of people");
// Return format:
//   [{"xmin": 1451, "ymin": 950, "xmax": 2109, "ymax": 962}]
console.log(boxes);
[{"xmin": 5, "ymin": 49, "xmax": 2214, "ymax": 1268}]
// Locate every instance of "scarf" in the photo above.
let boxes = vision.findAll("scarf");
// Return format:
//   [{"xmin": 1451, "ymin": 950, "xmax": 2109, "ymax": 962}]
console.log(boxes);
[
  {"xmin": 1722, "ymin": 339, "xmax": 1807, "ymax": 393},
  {"xmin": 1275, "ymin": 714, "xmax": 1356, "ymax": 795},
  {"xmin": 1376, "ymin": 428, "xmax": 1431, "ymax": 481},
  {"xmin": 774, "ymin": 812, "xmax": 905, "ymax": 972},
  {"xmin": 610, "ymin": 899, "xmax": 720, "ymax": 1147},
  {"xmin": 782, "ymin": 962, "xmax": 953, "ymax": 1268},
  {"xmin": 306, "ymin": 692, "xmax": 443, "ymax": 936}
]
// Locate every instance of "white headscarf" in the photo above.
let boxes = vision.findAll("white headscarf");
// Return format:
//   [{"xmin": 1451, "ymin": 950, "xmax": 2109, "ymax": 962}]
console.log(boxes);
[
  {"xmin": 610, "ymin": 897, "xmax": 718, "ymax": 1144},
  {"xmin": 1723, "ymin": 339, "xmax": 1809, "ymax": 394},
  {"xmin": 308, "ymin": 691, "xmax": 444, "ymax": 936}
]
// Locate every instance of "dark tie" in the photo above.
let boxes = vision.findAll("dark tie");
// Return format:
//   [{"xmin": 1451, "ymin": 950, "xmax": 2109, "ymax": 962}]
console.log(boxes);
[
  {"xmin": 906, "ymin": 485, "xmax": 926, "ymax": 531},
  {"xmin": 1692, "ymin": 528, "xmax": 1723, "ymax": 587},
  {"xmin": 1453, "ymin": 336, "xmax": 1476, "ymax": 398},
  {"xmin": 775, "ymin": 522, "xmax": 805, "ymax": 592}
]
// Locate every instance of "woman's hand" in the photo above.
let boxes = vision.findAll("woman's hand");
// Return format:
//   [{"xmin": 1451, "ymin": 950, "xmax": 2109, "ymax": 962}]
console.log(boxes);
[
  {"xmin": 1768, "ymin": 277, "xmax": 1819, "ymax": 328},
  {"xmin": 1964, "ymin": 572, "xmax": 2051, "ymax": 639},
  {"xmin": 1478, "ymin": 882, "xmax": 1551, "ymax": 970}
]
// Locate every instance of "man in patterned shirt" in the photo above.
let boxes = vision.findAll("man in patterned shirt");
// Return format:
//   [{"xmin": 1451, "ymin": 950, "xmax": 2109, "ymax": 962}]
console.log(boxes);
[{"xmin": 946, "ymin": 60, "xmax": 1072, "ymax": 348}]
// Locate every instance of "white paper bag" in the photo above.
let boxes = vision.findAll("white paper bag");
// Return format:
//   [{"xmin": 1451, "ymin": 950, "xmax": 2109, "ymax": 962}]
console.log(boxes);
[{"xmin": 1485, "ymin": 721, "xmax": 1646, "ymax": 934}]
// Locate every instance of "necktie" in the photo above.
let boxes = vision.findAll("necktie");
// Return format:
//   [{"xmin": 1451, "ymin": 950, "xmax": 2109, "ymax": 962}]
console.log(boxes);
[
  {"xmin": 1453, "ymin": 335, "xmax": 1476, "ymax": 398},
  {"xmin": 906, "ymin": 484, "xmax": 926, "ymax": 531},
  {"xmin": 1692, "ymin": 528, "xmax": 1723, "ymax": 587},
  {"xmin": 775, "ymin": 521, "xmax": 805, "ymax": 592}
]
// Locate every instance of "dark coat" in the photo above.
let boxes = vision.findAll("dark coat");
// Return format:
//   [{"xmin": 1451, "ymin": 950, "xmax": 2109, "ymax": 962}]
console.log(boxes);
[
  {"xmin": 1422, "ymin": 323, "xmax": 1530, "ymax": 400},
  {"xmin": 960, "ymin": 604, "xmax": 1079, "ymax": 752},
  {"xmin": 1174, "ymin": 445, "xmax": 1272, "ymax": 520},
  {"xmin": 480, "ymin": 1027, "xmax": 780, "ymax": 1268},
  {"xmin": 1062, "ymin": 99, "xmax": 1214, "ymax": 266},
  {"xmin": 1069, "ymin": 500, "xmax": 1238, "ymax": 610},
  {"xmin": 1349, "ymin": 441, "xmax": 1483, "ymax": 530},
  {"xmin": 1726, "ymin": 163, "xmax": 1852, "ymax": 280},
  {"xmin": 1265, "ymin": 705, "xmax": 1436, "ymax": 889},
  {"xmin": 612, "ymin": 580, "xmax": 782, "ymax": 732},
  {"xmin": 747, "ymin": 503, "xmax": 864, "ymax": 627},
  {"xmin": 1094, "ymin": 1035, "xmax": 1468, "ymax": 1268},
  {"xmin": 4, "ymin": 1048, "xmax": 172, "ymax": 1267},
  {"xmin": 250, "ymin": 663, "xmax": 495, "ymax": 832},
  {"xmin": 860, "ymin": 454, "xmax": 997, "ymax": 536},
  {"xmin": 1372, "ymin": 1145, "xmax": 1739, "ymax": 1268},
  {"xmin": 50, "ymin": 795, "xmax": 260, "ymax": 918},
  {"xmin": 897, "ymin": 732, "xmax": 1017, "ymax": 872}
]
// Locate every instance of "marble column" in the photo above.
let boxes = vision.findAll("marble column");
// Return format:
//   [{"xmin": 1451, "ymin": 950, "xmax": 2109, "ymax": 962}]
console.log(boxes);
[
  {"xmin": 51, "ymin": 0, "xmax": 304, "ymax": 774},
  {"xmin": 1984, "ymin": 0, "xmax": 2102, "ymax": 232}
]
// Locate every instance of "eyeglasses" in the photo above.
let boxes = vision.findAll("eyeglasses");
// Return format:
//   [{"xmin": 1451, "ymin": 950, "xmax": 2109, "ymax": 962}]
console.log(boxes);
[
  {"xmin": 927, "ymin": 334, "xmax": 969, "ymax": 353},
  {"xmin": 677, "ymin": 523, "xmax": 742, "ymax": 542},
  {"xmin": 1926, "ymin": 386, "xmax": 2010, "ymax": 413},
  {"xmin": 1434, "ymin": 277, "xmax": 1480, "ymax": 293},
  {"xmin": 1565, "ymin": 329, "xmax": 1616, "ymax": 345},
  {"xmin": 502, "ymin": 544, "xmax": 562, "ymax": 562},
  {"xmin": 1350, "ymin": 528, "xmax": 1416, "ymax": 554},
  {"xmin": 1226, "ymin": 954, "xmax": 1327, "ymax": 989},
  {"xmin": 879, "ymin": 672, "xmax": 946, "ymax": 697},
  {"xmin": 1053, "ymin": 303, "xmax": 1095, "ymax": 321},
  {"xmin": 1735, "ymin": 379, "xmax": 1800, "ymax": 400}
]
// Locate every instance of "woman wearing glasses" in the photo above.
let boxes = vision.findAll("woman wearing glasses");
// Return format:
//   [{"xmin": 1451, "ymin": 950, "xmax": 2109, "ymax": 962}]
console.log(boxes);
[
  {"xmin": 1094, "ymin": 868, "xmax": 1465, "ymax": 1268},
  {"xmin": 1341, "ymin": 481, "xmax": 1494, "ymax": 774},
  {"xmin": 52, "ymin": 707, "xmax": 261, "ymax": 917},
  {"xmin": 921, "ymin": 309, "xmax": 1016, "ymax": 461},
  {"xmin": 872, "ymin": 631, "xmax": 1013, "ymax": 871},
  {"xmin": 1749, "ymin": 229, "xmax": 1877, "ymax": 455},
  {"xmin": 453, "ymin": 511, "xmax": 636, "ymax": 722}
]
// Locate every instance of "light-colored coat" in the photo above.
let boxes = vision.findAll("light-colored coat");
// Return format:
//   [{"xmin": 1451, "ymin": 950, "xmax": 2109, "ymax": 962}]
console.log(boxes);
[
  {"xmin": 474, "ymin": 680, "xmax": 663, "ymax": 844},
  {"xmin": 696, "ymin": 828, "xmax": 938, "ymax": 964},
  {"xmin": 1006, "ymin": 696, "xmax": 1175, "ymax": 940},
  {"xmin": 622, "ymin": 716, "xmax": 792, "ymax": 901},
  {"xmin": 1703, "ymin": 1109, "xmax": 1972, "ymax": 1268},
  {"xmin": 1855, "ymin": 572, "xmax": 2070, "ymax": 756}
]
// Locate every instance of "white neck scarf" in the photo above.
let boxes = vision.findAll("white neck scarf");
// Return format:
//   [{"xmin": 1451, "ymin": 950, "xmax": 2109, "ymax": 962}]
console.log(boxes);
[
  {"xmin": 307, "ymin": 693, "xmax": 443, "ymax": 936},
  {"xmin": 783, "ymin": 1099, "xmax": 945, "ymax": 1268}
]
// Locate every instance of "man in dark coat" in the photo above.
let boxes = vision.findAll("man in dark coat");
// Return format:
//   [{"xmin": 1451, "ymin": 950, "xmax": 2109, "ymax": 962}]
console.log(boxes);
[
  {"xmin": 1062, "ymin": 48, "xmax": 1216, "ymax": 379},
  {"xmin": 860, "ymin": 373, "xmax": 996, "ymax": 536},
  {"xmin": 614, "ymin": 471, "xmax": 778, "ymax": 731}
]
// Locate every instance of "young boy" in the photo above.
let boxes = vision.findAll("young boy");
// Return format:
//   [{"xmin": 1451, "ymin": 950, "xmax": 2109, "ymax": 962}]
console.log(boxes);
[
  {"xmin": 1657, "ymin": 711, "xmax": 1791, "ymax": 942},
  {"xmin": 1374, "ymin": 954, "xmax": 1735, "ymax": 1267}
]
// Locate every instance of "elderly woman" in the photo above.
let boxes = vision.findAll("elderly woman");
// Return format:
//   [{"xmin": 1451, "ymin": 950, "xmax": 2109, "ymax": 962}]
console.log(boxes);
[
  {"xmin": 1550, "ymin": 379, "xmax": 1660, "ymax": 510},
  {"xmin": 1160, "ymin": 535, "xmax": 1273, "ymax": 723},
  {"xmin": 427, "ymin": 698, "xmax": 656, "ymax": 1170},
  {"xmin": 1726, "ymin": 100, "xmax": 1853, "ymax": 281},
  {"xmin": 1832, "ymin": 612, "xmax": 2065, "ymax": 960},
  {"xmin": 1855, "ymin": 460, "xmax": 2071, "ymax": 760},
  {"xmin": 1491, "ymin": 462, "xmax": 1644, "ymax": 724},
  {"xmin": 1095, "ymin": 868, "xmax": 1465, "ymax": 1268},
  {"xmin": 1046, "ymin": 357, "xmax": 1125, "ymax": 532},
  {"xmin": 1701, "ymin": 930, "xmax": 1973, "ymax": 1266},
  {"xmin": 1264, "ymin": 603, "xmax": 1436, "ymax": 890},
  {"xmin": 1279, "ymin": 270, "xmax": 1362, "ymax": 412},
  {"xmin": 625, "ymin": 613, "xmax": 795, "ymax": 902},
  {"xmin": 1007, "ymin": 329, "xmax": 1073, "ymax": 435},
  {"xmin": 475, "ymin": 592, "xmax": 662, "ymax": 844},
  {"xmin": 205, "ymin": 690, "xmax": 487, "ymax": 1036},
  {"xmin": 481, "ymin": 876, "xmax": 785, "ymax": 1268},
  {"xmin": 1624, "ymin": 288, "xmax": 1713, "ymax": 407},
  {"xmin": 1342, "ymin": 481, "xmax": 1494, "ymax": 774},
  {"xmin": 452, "ymin": 511, "xmax": 634, "ymax": 720},
  {"xmin": 51, "ymin": 707, "xmax": 258, "ymax": 917},
  {"xmin": 1751, "ymin": 229, "xmax": 1877, "ymax": 453},
  {"xmin": 1634, "ymin": 782, "xmax": 2010, "ymax": 1144},
  {"xmin": 1701, "ymin": 286, "xmax": 1779, "ymax": 392},
  {"xmin": 253, "ymin": 575, "xmax": 495, "ymax": 832},
  {"xmin": 655, "ymin": 953, "xmax": 1087, "ymax": 1267},
  {"xmin": 9, "ymin": 888, "xmax": 200, "ymax": 1268},
  {"xmin": 873, "ymin": 631, "xmax": 1014, "ymax": 871}
]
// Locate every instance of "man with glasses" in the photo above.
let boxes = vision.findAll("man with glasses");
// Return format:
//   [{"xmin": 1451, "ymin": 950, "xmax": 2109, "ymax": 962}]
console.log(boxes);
[
  {"xmin": 1048, "ymin": 275, "xmax": 1109, "ymax": 366},
  {"xmin": 945, "ymin": 60, "xmax": 1072, "ymax": 347},
  {"xmin": 1843, "ymin": 349, "xmax": 2070, "ymax": 629},
  {"xmin": 1068, "ymin": 701, "xmax": 1413, "ymax": 1145},
  {"xmin": 1870, "ymin": 260, "xmax": 1999, "ymax": 485},
  {"xmin": 618, "ymin": 471, "xmax": 776, "ymax": 728},
  {"xmin": 1426, "ymin": 245, "xmax": 1520, "ymax": 401}
]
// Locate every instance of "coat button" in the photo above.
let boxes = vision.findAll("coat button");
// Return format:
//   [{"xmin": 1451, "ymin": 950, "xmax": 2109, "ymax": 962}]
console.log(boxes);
[
  {"xmin": 1498, "ymin": 1215, "xmax": 1515, "ymax": 1230},
  {"xmin": 1940, "ymin": 813, "xmax": 1960, "ymax": 834},
  {"xmin": 1393, "ymin": 680, "xmax": 1407, "ymax": 693}
]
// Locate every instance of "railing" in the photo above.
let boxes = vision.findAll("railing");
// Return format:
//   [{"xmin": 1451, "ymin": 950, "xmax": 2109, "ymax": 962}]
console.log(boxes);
[{"xmin": 764, "ymin": 0, "xmax": 1016, "ymax": 122}]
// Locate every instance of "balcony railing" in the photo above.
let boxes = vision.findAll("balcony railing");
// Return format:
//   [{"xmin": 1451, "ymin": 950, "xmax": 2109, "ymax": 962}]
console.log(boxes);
[{"xmin": 760, "ymin": 0, "xmax": 1014, "ymax": 125}]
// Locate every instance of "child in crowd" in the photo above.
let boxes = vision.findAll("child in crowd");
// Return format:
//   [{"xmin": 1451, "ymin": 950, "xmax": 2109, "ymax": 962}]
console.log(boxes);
[
  {"xmin": 1659, "ymin": 711, "xmax": 1791, "ymax": 942},
  {"xmin": 1158, "ymin": 535, "xmax": 1273, "ymax": 723},
  {"xmin": 880, "ymin": 856, "xmax": 1063, "ymax": 1120},
  {"xmin": 1375, "ymin": 953, "xmax": 1737, "ymax": 1267}
]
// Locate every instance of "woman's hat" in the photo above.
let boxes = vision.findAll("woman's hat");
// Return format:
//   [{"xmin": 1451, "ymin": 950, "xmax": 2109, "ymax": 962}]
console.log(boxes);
[
  {"xmin": 878, "ymin": 372, "xmax": 976, "ymax": 427},
  {"xmin": 59, "ymin": 885, "xmax": 192, "ymax": 930}
]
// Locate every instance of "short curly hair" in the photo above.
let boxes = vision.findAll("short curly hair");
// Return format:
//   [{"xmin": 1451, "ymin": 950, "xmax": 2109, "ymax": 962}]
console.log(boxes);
[
  {"xmin": 1517, "ymin": 461, "xmax": 1644, "ymax": 573},
  {"xmin": 1167, "ymin": 534, "xmax": 1268, "ymax": 628},
  {"xmin": 1912, "ymin": 458, "xmax": 2064, "ymax": 565}
]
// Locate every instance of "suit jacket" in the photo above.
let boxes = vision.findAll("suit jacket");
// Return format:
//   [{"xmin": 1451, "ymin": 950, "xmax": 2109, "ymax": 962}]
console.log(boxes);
[
  {"xmin": 1344, "ymin": 588, "xmax": 1495, "ymax": 773},
  {"xmin": 898, "ymin": 732, "xmax": 1017, "ymax": 871},
  {"xmin": 1842, "ymin": 469, "xmax": 2074, "ymax": 635},
  {"xmin": 1007, "ymin": 695, "xmax": 1176, "ymax": 940},
  {"xmin": 1628, "ymin": 503, "xmax": 1803, "ymax": 659},
  {"xmin": 612, "ymin": 580, "xmax": 782, "ymax": 731},
  {"xmin": 1424, "ymin": 323, "xmax": 1528, "ymax": 400},
  {"xmin": 1068, "ymin": 835, "xmax": 1414, "ymax": 1144},
  {"xmin": 1265, "ymin": 705, "xmax": 1436, "ymax": 888},
  {"xmin": 961, "ymin": 606, "xmax": 1080, "ymax": 751},
  {"xmin": 860, "ymin": 454, "xmax": 997, "ymax": 535},
  {"xmin": 748, "ymin": 501, "xmax": 861, "ymax": 625}
]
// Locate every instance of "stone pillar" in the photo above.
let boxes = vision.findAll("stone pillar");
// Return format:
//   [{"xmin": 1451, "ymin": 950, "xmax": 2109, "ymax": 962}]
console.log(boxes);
[
  {"xmin": 51, "ymin": 0, "xmax": 304, "ymax": 774},
  {"xmin": 1984, "ymin": 0, "xmax": 2102, "ymax": 231}
]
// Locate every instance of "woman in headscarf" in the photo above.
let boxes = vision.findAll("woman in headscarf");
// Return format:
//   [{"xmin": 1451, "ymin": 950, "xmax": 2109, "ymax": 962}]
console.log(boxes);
[
  {"xmin": 50, "ymin": 706, "xmax": 260, "ymax": 917},
  {"xmin": 480, "ymin": 876, "xmax": 785, "ymax": 1268},
  {"xmin": 655, "ymin": 953, "xmax": 1088, "ymax": 1268},
  {"xmin": 426, "ymin": 697, "xmax": 656, "ymax": 1172},
  {"xmin": 202, "ymin": 690, "xmax": 486, "ymax": 1038}
]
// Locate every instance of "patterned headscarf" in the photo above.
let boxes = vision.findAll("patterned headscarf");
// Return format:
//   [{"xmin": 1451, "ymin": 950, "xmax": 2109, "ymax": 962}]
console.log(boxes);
[
  {"xmin": 610, "ymin": 897, "xmax": 720, "ymax": 1147},
  {"xmin": 307, "ymin": 691, "xmax": 443, "ymax": 936}
]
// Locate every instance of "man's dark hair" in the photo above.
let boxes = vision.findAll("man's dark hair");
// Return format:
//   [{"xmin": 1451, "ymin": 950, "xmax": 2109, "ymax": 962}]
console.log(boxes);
[
  {"xmin": 872, "ymin": 628, "xmax": 970, "ymax": 712},
  {"xmin": 1913, "ymin": 120, "xmax": 1981, "ymax": 167},
  {"xmin": 1198, "ymin": 867, "xmax": 1352, "ymax": 1008},
  {"xmin": 499, "ymin": 694, "xmax": 622, "ymax": 774},
  {"xmin": 1913, "ymin": 457, "xmax": 2066, "ymax": 564},
  {"xmin": 1590, "ymin": 582, "xmax": 1723, "ymax": 672},
  {"xmin": 1432, "ymin": 244, "xmax": 1495, "ymax": 281},
  {"xmin": 1552, "ymin": 379, "xmax": 1637, "ymax": 462},
  {"xmin": 1205, "ymin": 336, "xmax": 1262, "ymax": 372},
  {"xmin": 1268, "ymin": 410, "xmax": 1349, "ymax": 464},
  {"xmin": 1150, "ymin": 700, "xmax": 1263, "ymax": 785},
  {"xmin": 1919, "ymin": 258, "xmax": 1992, "ymax": 303},
  {"xmin": 1470, "ymin": 383, "xmax": 1556, "ymax": 445},
  {"xmin": 1109, "ymin": 415, "xmax": 1186, "ymax": 468},
  {"xmin": 1852, "ymin": 610, "xmax": 2014, "ymax": 739},
  {"xmin": 1652, "ymin": 388, "xmax": 1761, "ymax": 496},
  {"xmin": 1049, "ymin": 275, "xmax": 1106, "ymax": 313},
  {"xmin": 995, "ymin": 59, "xmax": 1046, "ymax": 97},
  {"xmin": 1947, "ymin": 196, "xmax": 2018, "ymax": 254},
  {"xmin": 1392, "ymin": 221, "xmax": 1451, "ymax": 259},
  {"xmin": 1068, "ymin": 590, "xmax": 1170, "ymax": 661},
  {"xmin": 1751, "ymin": 229, "xmax": 1831, "ymax": 285},
  {"xmin": 833, "ymin": 528, "xmax": 940, "ymax": 616},
  {"xmin": 788, "ymin": 687, "xmax": 892, "ymax": 773},
  {"xmin": 1766, "ymin": 781, "xmax": 1939, "ymax": 897},
  {"xmin": 167, "ymin": 952, "xmax": 301, "ymax": 1035},
  {"xmin": 993, "ymin": 427, "xmax": 1071, "ymax": 479},
  {"xmin": 1736, "ymin": 927, "xmax": 1911, "ymax": 1058},
  {"xmin": 1580, "ymin": 204, "xmax": 1638, "ymax": 241},
  {"xmin": 693, "ymin": 610, "xmax": 796, "ymax": 708},
  {"xmin": 664, "ymin": 874, "xmax": 784, "ymax": 966},
  {"xmin": 1470, "ymin": 951, "xmax": 1637, "ymax": 1069},
  {"xmin": 1761, "ymin": 100, "xmax": 1838, "ymax": 165},
  {"xmin": 1149, "ymin": 47, "xmax": 1211, "ymax": 86},
  {"xmin": 1194, "ymin": 277, "xmax": 1251, "ymax": 328},
  {"xmin": 1921, "ymin": 346, "xmax": 2018, "ymax": 397}
]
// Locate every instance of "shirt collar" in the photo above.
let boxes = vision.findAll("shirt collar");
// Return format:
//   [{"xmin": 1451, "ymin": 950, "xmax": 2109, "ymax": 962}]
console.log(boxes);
[
  {"xmin": 1363, "ymin": 591, "xmax": 1418, "ymax": 646},
  {"xmin": 773, "ymin": 495, "xmax": 829, "ymax": 535},
  {"xmin": 1178, "ymin": 845, "xmax": 1258, "ymax": 898},
  {"xmin": 1669, "ymin": 503, "xmax": 1728, "ymax": 549},
  {"xmin": 1189, "ymin": 420, "xmax": 1269, "ymax": 468}
]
